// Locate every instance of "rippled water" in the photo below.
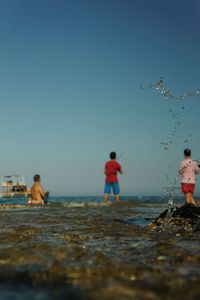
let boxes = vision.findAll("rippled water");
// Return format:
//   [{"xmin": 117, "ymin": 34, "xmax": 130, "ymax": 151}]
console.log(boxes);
[{"xmin": 0, "ymin": 196, "xmax": 200, "ymax": 299}]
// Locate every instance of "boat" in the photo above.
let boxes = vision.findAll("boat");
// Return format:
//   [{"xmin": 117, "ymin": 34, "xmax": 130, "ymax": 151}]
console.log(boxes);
[{"xmin": 0, "ymin": 175, "xmax": 31, "ymax": 198}]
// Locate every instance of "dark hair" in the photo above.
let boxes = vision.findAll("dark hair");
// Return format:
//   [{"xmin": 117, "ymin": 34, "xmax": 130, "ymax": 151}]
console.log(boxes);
[
  {"xmin": 33, "ymin": 174, "xmax": 41, "ymax": 182},
  {"xmin": 110, "ymin": 152, "xmax": 117, "ymax": 159},
  {"xmin": 184, "ymin": 148, "xmax": 191, "ymax": 157}
]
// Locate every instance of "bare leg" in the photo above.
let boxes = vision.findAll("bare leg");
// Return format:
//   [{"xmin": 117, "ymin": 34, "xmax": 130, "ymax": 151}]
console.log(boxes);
[
  {"xmin": 114, "ymin": 194, "xmax": 120, "ymax": 202},
  {"xmin": 104, "ymin": 194, "xmax": 109, "ymax": 202},
  {"xmin": 185, "ymin": 193, "xmax": 196, "ymax": 205}
]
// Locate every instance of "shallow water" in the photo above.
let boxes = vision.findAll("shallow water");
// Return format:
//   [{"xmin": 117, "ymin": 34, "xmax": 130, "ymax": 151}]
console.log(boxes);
[{"xmin": 0, "ymin": 196, "xmax": 200, "ymax": 299}]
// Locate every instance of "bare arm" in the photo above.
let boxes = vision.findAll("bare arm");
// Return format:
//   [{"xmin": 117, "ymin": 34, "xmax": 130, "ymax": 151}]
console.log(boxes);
[
  {"xmin": 179, "ymin": 163, "xmax": 184, "ymax": 175},
  {"xmin": 179, "ymin": 168, "xmax": 183, "ymax": 175},
  {"xmin": 118, "ymin": 164, "xmax": 123, "ymax": 174},
  {"xmin": 195, "ymin": 165, "xmax": 199, "ymax": 174},
  {"xmin": 39, "ymin": 185, "xmax": 46, "ymax": 199}
]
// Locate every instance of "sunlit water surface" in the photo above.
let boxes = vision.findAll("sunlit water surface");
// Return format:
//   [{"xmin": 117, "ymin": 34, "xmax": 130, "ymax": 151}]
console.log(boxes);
[{"xmin": 0, "ymin": 196, "xmax": 200, "ymax": 300}]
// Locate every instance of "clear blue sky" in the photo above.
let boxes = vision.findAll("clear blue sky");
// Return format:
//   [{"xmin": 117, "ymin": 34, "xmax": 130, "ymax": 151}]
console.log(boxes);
[{"xmin": 0, "ymin": 0, "xmax": 200, "ymax": 196}]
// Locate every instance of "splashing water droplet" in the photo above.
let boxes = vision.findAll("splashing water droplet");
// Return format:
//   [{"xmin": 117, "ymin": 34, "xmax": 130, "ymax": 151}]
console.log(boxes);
[{"xmin": 139, "ymin": 77, "xmax": 200, "ymax": 101}]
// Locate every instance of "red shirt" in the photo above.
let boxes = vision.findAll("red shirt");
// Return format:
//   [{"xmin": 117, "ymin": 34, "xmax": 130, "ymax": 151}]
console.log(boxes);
[{"xmin": 105, "ymin": 160, "xmax": 122, "ymax": 183}]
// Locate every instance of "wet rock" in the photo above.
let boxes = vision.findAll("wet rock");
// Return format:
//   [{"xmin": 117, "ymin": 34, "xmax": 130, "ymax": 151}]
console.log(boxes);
[
  {"xmin": 151, "ymin": 204, "xmax": 200, "ymax": 232},
  {"xmin": 159, "ymin": 204, "xmax": 200, "ymax": 221}
]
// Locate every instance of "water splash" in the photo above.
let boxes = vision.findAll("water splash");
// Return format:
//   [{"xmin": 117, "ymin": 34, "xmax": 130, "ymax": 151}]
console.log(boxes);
[
  {"xmin": 139, "ymin": 77, "xmax": 199, "ymax": 151},
  {"xmin": 162, "ymin": 147, "xmax": 181, "ymax": 228},
  {"xmin": 139, "ymin": 77, "xmax": 200, "ymax": 101},
  {"xmin": 140, "ymin": 77, "xmax": 200, "ymax": 229},
  {"xmin": 158, "ymin": 103, "xmax": 194, "ymax": 151},
  {"xmin": 164, "ymin": 169, "xmax": 180, "ymax": 203}
]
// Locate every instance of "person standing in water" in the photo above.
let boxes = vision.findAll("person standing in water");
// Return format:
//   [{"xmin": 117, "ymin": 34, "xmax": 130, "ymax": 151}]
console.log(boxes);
[
  {"xmin": 179, "ymin": 148, "xmax": 199, "ymax": 205},
  {"xmin": 104, "ymin": 152, "xmax": 123, "ymax": 202},
  {"xmin": 28, "ymin": 174, "xmax": 49, "ymax": 204}
]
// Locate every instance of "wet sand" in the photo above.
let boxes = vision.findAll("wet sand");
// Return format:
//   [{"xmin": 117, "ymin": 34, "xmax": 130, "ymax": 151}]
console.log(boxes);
[{"xmin": 0, "ymin": 201, "xmax": 200, "ymax": 299}]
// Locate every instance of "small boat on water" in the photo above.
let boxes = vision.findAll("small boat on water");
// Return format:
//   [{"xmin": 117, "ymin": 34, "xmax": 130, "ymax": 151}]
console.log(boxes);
[{"xmin": 0, "ymin": 175, "xmax": 31, "ymax": 198}]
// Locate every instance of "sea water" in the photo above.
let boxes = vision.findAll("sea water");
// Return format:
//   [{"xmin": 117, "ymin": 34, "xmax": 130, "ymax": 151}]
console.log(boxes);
[{"xmin": 0, "ymin": 196, "xmax": 200, "ymax": 300}]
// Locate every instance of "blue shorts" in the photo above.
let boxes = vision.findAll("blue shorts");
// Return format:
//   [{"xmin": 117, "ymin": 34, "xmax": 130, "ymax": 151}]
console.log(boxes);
[{"xmin": 104, "ymin": 182, "xmax": 120, "ymax": 195}]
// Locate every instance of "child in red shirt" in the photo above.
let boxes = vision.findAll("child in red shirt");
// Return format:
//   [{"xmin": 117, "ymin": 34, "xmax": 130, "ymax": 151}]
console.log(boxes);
[{"xmin": 104, "ymin": 152, "xmax": 123, "ymax": 202}]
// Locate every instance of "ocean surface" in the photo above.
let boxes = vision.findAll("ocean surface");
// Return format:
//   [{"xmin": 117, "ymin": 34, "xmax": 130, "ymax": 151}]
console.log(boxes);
[{"xmin": 0, "ymin": 196, "xmax": 200, "ymax": 300}]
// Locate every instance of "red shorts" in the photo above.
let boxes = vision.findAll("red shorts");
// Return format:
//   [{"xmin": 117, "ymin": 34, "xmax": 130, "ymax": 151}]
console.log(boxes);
[{"xmin": 181, "ymin": 183, "xmax": 195, "ymax": 194}]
